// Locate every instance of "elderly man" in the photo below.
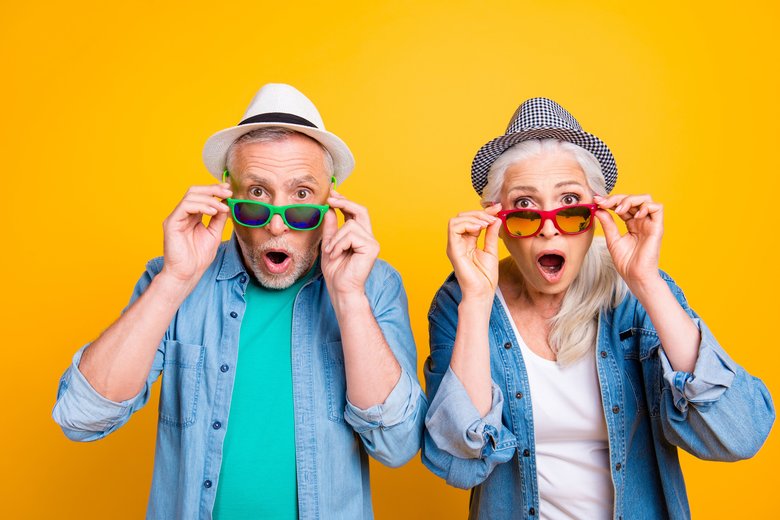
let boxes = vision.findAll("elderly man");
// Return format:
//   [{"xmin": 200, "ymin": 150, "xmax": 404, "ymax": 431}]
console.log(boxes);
[{"xmin": 52, "ymin": 84, "xmax": 426, "ymax": 519}]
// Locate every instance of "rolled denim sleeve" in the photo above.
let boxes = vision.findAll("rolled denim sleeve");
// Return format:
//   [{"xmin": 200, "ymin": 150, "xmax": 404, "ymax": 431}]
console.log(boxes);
[
  {"xmin": 651, "ymin": 271, "xmax": 775, "ymax": 461},
  {"xmin": 345, "ymin": 368, "xmax": 421, "ymax": 429},
  {"xmin": 422, "ymin": 274, "xmax": 516, "ymax": 489},
  {"xmin": 52, "ymin": 259, "xmax": 165, "ymax": 442},
  {"xmin": 345, "ymin": 262, "xmax": 427, "ymax": 468},
  {"xmin": 659, "ymin": 318, "xmax": 736, "ymax": 413},
  {"xmin": 53, "ymin": 345, "xmax": 161, "ymax": 441}
]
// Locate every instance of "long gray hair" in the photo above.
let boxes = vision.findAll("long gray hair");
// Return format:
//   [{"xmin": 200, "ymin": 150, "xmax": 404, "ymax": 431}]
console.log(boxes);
[{"xmin": 482, "ymin": 139, "xmax": 627, "ymax": 365}]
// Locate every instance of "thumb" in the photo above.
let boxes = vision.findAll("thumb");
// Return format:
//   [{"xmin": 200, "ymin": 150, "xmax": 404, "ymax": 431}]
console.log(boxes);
[
  {"xmin": 484, "ymin": 218, "xmax": 501, "ymax": 257},
  {"xmin": 595, "ymin": 209, "xmax": 621, "ymax": 247},
  {"xmin": 206, "ymin": 207, "xmax": 229, "ymax": 238},
  {"xmin": 321, "ymin": 209, "xmax": 337, "ymax": 249}
]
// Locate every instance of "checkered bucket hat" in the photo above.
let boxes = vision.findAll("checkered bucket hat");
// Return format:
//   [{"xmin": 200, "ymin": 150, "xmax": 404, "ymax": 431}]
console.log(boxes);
[{"xmin": 470, "ymin": 97, "xmax": 617, "ymax": 195}]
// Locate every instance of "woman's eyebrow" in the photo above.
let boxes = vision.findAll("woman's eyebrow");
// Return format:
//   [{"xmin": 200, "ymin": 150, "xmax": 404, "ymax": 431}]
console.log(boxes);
[
  {"xmin": 555, "ymin": 180, "xmax": 586, "ymax": 189},
  {"xmin": 507, "ymin": 185, "xmax": 538, "ymax": 194}
]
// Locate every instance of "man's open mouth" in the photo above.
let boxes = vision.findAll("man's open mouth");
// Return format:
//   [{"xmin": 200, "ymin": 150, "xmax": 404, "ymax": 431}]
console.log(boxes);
[{"xmin": 263, "ymin": 250, "xmax": 292, "ymax": 274}]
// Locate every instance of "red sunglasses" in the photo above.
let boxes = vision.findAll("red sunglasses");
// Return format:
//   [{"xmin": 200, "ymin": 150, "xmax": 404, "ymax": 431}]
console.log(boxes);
[{"xmin": 497, "ymin": 204, "xmax": 598, "ymax": 238}]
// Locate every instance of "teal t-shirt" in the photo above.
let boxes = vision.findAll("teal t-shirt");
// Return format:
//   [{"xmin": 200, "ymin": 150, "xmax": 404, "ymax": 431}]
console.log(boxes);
[{"xmin": 213, "ymin": 268, "xmax": 315, "ymax": 519}]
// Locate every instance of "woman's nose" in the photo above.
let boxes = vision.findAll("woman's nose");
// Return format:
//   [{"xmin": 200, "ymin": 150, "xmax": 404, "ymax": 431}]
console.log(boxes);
[{"xmin": 538, "ymin": 216, "xmax": 560, "ymax": 237}]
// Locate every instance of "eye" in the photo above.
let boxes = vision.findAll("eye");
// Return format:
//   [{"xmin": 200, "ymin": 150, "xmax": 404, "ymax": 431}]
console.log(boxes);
[
  {"xmin": 514, "ymin": 197, "xmax": 534, "ymax": 209},
  {"xmin": 249, "ymin": 186, "xmax": 267, "ymax": 199},
  {"xmin": 561, "ymin": 194, "xmax": 580, "ymax": 206},
  {"xmin": 294, "ymin": 188, "xmax": 311, "ymax": 200}
]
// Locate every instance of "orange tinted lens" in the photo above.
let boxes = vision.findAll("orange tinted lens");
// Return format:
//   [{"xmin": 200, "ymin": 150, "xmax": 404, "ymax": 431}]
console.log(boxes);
[
  {"xmin": 555, "ymin": 206, "xmax": 592, "ymax": 233},
  {"xmin": 504, "ymin": 211, "xmax": 543, "ymax": 237}
]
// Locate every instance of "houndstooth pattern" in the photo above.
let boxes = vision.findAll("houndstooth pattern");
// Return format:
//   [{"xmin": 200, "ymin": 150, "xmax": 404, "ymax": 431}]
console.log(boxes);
[{"xmin": 471, "ymin": 97, "xmax": 618, "ymax": 195}]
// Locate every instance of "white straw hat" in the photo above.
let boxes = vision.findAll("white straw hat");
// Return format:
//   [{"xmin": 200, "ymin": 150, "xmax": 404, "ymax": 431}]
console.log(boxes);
[{"xmin": 202, "ymin": 83, "xmax": 355, "ymax": 183}]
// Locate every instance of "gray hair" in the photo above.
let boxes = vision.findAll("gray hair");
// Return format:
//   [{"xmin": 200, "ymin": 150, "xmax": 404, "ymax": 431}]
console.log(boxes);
[
  {"xmin": 483, "ymin": 138, "xmax": 626, "ymax": 365},
  {"xmin": 225, "ymin": 127, "xmax": 335, "ymax": 177}
]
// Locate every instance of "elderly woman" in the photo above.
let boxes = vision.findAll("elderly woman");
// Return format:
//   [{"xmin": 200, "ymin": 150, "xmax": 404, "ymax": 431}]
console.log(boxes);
[{"xmin": 422, "ymin": 98, "xmax": 774, "ymax": 519}]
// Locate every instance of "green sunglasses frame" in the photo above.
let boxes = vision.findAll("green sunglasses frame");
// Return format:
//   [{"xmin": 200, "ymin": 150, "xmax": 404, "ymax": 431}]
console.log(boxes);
[
  {"xmin": 225, "ymin": 198, "xmax": 329, "ymax": 230},
  {"xmin": 221, "ymin": 169, "xmax": 334, "ymax": 230}
]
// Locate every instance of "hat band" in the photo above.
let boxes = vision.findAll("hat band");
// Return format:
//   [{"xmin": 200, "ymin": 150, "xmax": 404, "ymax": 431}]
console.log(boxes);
[{"xmin": 238, "ymin": 112, "xmax": 318, "ymax": 128}]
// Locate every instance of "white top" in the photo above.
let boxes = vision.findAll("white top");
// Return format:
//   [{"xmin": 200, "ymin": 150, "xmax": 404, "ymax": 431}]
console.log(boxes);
[{"xmin": 497, "ymin": 289, "xmax": 613, "ymax": 520}]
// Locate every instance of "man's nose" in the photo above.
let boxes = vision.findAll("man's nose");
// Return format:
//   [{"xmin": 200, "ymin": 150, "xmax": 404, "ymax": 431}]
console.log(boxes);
[
  {"xmin": 537, "ymin": 216, "xmax": 560, "ymax": 238},
  {"xmin": 266, "ymin": 213, "xmax": 288, "ymax": 236}
]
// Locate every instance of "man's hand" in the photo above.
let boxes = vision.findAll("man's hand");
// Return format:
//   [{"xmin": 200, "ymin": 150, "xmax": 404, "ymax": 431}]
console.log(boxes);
[
  {"xmin": 320, "ymin": 190, "xmax": 379, "ymax": 299},
  {"xmin": 161, "ymin": 183, "xmax": 232, "ymax": 288}
]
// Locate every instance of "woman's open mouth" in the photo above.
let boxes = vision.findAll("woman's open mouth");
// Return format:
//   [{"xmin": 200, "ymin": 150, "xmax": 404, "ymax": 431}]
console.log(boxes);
[
  {"xmin": 263, "ymin": 250, "xmax": 292, "ymax": 274},
  {"xmin": 536, "ymin": 251, "xmax": 565, "ymax": 283}
]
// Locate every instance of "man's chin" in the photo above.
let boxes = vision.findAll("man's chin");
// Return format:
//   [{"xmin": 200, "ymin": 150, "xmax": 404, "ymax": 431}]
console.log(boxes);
[{"xmin": 253, "ymin": 268, "xmax": 300, "ymax": 290}]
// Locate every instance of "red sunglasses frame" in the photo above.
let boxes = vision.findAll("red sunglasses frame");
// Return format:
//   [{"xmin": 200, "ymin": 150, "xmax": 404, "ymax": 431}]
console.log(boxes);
[{"xmin": 497, "ymin": 203, "xmax": 598, "ymax": 238}]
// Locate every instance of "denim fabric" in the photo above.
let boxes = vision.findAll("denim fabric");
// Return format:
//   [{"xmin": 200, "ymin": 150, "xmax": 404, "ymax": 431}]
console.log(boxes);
[
  {"xmin": 423, "ymin": 271, "xmax": 774, "ymax": 520},
  {"xmin": 53, "ymin": 236, "xmax": 427, "ymax": 519}
]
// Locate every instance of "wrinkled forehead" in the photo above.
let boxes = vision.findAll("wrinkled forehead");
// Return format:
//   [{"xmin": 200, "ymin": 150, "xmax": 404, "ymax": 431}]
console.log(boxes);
[
  {"xmin": 229, "ymin": 134, "xmax": 331, "ymax": 187},
  {"xmin": 502, "ymin": 152, "xmax": 588, "ymax": 194}
]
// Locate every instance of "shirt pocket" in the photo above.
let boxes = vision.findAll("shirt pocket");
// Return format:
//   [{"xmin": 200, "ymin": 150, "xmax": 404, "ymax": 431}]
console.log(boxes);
[
  {"xmin": 323, "ymin": 340, "xmax": 347, "ymax": 424},
  {"xmin": 159, "ymin": 340, "xmax": 205, "ymax": 429}
]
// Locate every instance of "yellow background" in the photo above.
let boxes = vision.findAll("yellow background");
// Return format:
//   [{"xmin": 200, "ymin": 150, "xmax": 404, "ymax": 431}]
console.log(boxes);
[{"xmin": 2, "ymin": 1, "xmax": 778, "ymax": 517}]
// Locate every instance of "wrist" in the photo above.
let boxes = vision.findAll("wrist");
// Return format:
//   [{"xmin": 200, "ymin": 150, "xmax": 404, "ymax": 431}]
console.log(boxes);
[
  {"xmin": 459, "ymin": 293, "xmax": 495, "ymax": 314},
  {"xmin": 628, "ymin": 273, "xmax": 666, "ymax": 301},
  {"xmin": 156, "ymin": 267, "xmax": 200, "ymax": 300},
  {"xmin": 330, "ymin": 289, "xmax": 370, "ymax": 315}
]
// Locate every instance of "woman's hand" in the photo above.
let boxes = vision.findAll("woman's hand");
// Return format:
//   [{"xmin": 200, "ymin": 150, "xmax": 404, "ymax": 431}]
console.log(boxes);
[
  {"xmin": 446, "ymin": 203, "xmax": 502, "ymax": 303},
  {"xmin": 594, "ymin": 193, "xmax": 663, "ymax": 291}
]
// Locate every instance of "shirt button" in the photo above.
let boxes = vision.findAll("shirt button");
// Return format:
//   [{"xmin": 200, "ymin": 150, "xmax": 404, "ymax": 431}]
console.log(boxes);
[
  {"xmin": 204, "ymin": 480, "xmax": 212, "ymax": 488},
  {"xmin": 612, "ymin": 405, "xmax": 620, "ymax": 414},
  {"xmin": 615, "ymin": 462, "xmax": 622, "ymax": 470},
  {"xmin": 240, "ymin": 275, "xmax": 247, "ymax": 284},
  {"xmin": 212, "ymin": 421, "xmax": 222, "ymax": 430},
  {"xmin": 529, "ymin": 507, "xmax": 536, "ymax": 515},
  {"xmin": 220, "ymin": 364, "xmax": 229, "ymax": 373},
  {"xmin": 230, "ymin": 311, "xmax": 238, "ymax": 318},
  {"xmin": 515, "ymin": 392, "xmax": 523, "ymax": 399},
  {"xmin": 504, "ymin": 342, "xmax": 512, "ymax": 349},
  {"xmin": 600, "ymin": 350, "xmax": 608, "ymax": 358},
  {"xmin": 523, "ymin": 449, "xmax": 530, "ymax": 457}
]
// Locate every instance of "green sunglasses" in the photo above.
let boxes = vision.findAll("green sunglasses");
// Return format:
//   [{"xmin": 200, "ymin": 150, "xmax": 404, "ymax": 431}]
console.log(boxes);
[
  {"xmin": 222, "ymin": 170, "xmax": 332, "ymax": 231},
  {"xmin": 226, "ymin": 198, "xmax": 329, "ymax": 230}
]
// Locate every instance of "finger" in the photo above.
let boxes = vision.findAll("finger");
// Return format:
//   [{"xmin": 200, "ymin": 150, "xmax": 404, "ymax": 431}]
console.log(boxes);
[
  {"xmin": 174, "ymin": 200, "xmax": 225, "ymax": 219},
  {"xmin": 186, "ymin": 184, "xmax": 233, "ymax": 198},
  {"xmin": 206, "ymin": 207, "xmax": 230, "ymax": 237},
  {"xmin": 613, "ymin": 194, "xmax": 653, "ymax": 214},
  {"xmin": 326, "ymin": 227, "xmax": 376, "ymax": 257},
  {"xmin": 449, "ymin": 217, "xmax": 492, "ymax": 238},
  {"xmin": 593, "ymin": 194, "xmax": 628, "ymax": 210},
  {"xmin": 183, "ymin": 193, "xmax": 231, "ymax": 210},
  {"xmin": 326, "ymin": 193, "xmax": 372, "ymax": 233},
  {"xmin": 321, "ymin": 209, "xmax": 338, "ymax": 250},
  {"xmin": 484, "ymin": 202, "xmax": 503, "ymax": 216},
  {"xmin": 324, "ymin": 220, "xmax": 370, "ymax": 253},
  {"xmin": 595, "ymin": 209, "xmax": 621, "ymax": 246}
]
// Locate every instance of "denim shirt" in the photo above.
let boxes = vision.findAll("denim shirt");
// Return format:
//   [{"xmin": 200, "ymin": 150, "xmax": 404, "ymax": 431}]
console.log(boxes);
[
  {"xmin": 423, "ymin": 271, "xmax": 774, "ymax": 520},
  {"xmin": 53, "ymin": 237, "xmax": 427, "ymax": 519}
]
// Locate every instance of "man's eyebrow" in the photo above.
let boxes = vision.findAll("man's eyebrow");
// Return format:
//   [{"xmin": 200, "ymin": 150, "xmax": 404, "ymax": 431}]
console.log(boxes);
[
  {"xmin": 285, "ymin": 175, "xmax": 319, "ymax": 188},
  {"xmin": 240, "ymin": 173, "xmax": 271, "ymax": 185}
]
